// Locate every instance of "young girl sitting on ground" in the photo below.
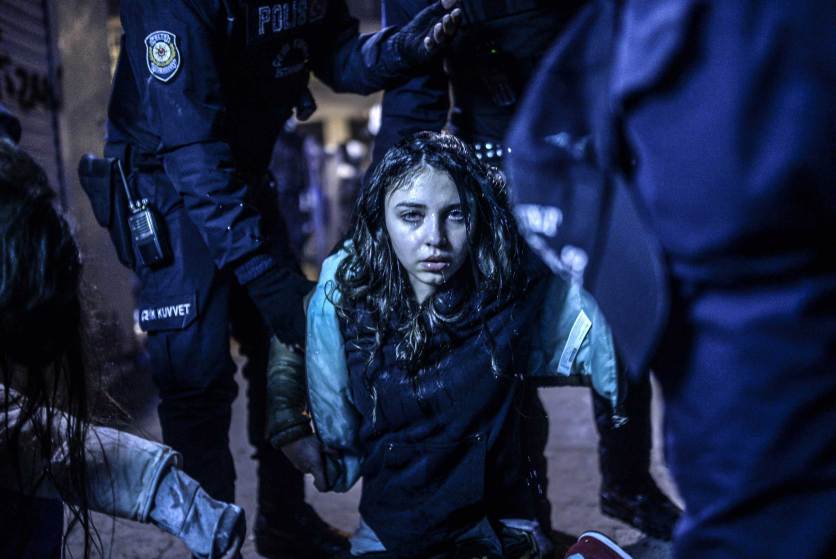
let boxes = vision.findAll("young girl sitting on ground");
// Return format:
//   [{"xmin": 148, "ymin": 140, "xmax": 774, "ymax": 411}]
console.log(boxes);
[{"xmin": 270, "ymin": 132, "xmax": 623, "ymax": 558}]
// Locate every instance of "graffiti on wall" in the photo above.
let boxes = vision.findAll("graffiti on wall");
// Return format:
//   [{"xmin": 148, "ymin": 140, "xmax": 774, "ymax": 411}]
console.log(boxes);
[
  {"xmin": 0, "ymin": 6, "xmax": 61, "ymax": 113},
  {"xmin": 0, "ymin": 52, "xmax": 58, "ymax": 112}
]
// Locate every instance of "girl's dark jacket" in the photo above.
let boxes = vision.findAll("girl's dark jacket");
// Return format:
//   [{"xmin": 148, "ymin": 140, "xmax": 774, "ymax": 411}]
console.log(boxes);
[{"xmin": 267, "ymin": 244, "xmax": 619, "ymax": 554}]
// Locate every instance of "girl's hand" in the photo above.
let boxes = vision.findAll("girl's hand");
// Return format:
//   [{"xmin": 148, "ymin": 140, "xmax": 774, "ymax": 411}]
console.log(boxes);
[{"xmin": 281, "ymin": 434, "xmax": 328, "ymax": 491}]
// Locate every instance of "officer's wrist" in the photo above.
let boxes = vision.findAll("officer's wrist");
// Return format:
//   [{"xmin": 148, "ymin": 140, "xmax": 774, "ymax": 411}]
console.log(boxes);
[
  {"xmin": 233, "ymin": 252, "xmax": 277, "ymax": 285},
  {"xmin": 391, "ymin": 28, "xmax": 426, "ymax": 70}
]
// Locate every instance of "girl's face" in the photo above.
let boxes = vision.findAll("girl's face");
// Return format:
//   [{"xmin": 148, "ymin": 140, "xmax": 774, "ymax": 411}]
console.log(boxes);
[{"xmin": 384, "ymin": 166, "xmax": 469, "ymax": 304}]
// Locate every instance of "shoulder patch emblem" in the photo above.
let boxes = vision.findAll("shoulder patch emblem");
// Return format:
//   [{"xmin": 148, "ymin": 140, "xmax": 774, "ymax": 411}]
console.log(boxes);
[{"xmin": 145, "ymin": 31, "xmax": 181, "ymax": 83}]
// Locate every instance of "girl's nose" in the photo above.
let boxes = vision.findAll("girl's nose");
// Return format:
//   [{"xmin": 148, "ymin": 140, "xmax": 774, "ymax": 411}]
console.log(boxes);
[{"xmin": 425, "ymin": 215, "xmax": 446, "ymax": 246}]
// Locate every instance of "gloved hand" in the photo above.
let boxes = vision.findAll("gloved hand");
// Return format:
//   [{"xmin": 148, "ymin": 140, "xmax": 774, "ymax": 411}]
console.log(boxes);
[
  {"xmin": 394, "ymin": 0, "xmax": 462, "ymax": 66},
  {"xmin": 149, "ymin": 468, "xmax": 246, "ymax": 559},
  {"xmin": 245, "ymin": 265, "xmax": 315, "ymax": 347}
]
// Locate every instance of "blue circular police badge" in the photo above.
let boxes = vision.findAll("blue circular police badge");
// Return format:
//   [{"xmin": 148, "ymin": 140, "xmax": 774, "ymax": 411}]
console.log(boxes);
[{"xmin": 145, "ymin": 31, "xmax": 181, "ymax": 83}]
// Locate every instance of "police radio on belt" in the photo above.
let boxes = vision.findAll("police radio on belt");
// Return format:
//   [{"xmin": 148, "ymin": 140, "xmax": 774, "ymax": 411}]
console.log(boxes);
[{"xmin": 116, "ymin": 159, "xmax": 170, "ymax": 267}]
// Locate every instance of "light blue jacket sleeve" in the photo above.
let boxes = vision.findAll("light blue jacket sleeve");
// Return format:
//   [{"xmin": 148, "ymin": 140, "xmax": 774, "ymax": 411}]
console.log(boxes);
[
  {"xmin": 306, "ymin": 248, "xmax": 363, "ymax": 492},
  {"xmin": 527, "ymin": 273, "xmax": 620, "ymax": 409},
  {"xmin": 0, "ymin": 384, "xmax": 180, "ymax": 522}
]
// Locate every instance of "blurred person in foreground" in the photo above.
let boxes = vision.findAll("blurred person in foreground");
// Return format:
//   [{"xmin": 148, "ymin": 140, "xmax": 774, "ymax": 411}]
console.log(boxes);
[
  {"xmin": 0, "ymin": 137, "xmax": 244, "ymax": 558},
  {"xmin": 507, "ymin": 1, "xmax": 836, "ymax": 556}
]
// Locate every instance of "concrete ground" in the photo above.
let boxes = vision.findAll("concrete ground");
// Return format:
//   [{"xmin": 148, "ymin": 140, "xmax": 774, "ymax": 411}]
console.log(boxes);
[{"xmin": 68, "ymin": 348, "xmax": 678, "ymax": 558}]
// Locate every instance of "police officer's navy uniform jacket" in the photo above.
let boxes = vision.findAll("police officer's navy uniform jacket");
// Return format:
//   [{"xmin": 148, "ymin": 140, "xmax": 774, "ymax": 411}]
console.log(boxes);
[
  {"xmin": 104, "ymin": 0, "xmax": 442, "ymax": 504},
  {"xmin": 109, "ymin": 0, "xmax": 423, "ymax": 280},
  {"xmin": 288, "ymin": 245, "xmax": 619, "ymax": 556}
]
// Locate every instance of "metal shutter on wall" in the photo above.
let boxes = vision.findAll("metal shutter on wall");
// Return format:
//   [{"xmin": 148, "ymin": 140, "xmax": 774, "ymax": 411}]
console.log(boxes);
[{"xmin": 0, "ymin": 0, "xmax": 64, "ymax": 204}]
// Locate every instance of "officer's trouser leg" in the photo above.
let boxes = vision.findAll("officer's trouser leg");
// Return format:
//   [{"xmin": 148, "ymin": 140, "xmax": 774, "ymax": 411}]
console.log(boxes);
[
  {"xmin": 593, "ymin": 376, "xmax": 652, "ymax": 488},
  {"xmin": 156, "ymin": 383, "xmax": 237, "ymax": 502},
  {"xmin": 145, "ymin": 297, "xmax": 238, "ymax": 503},
  {"xmin": 136, "ymin": 170, "xmax": 238, "ymax": 502},
  {"xmin": 146, "ymin": 274, "xmax": 238, "ymax": 502},
  {"xmin": 229, "ymin": 284, "xmax": 305, "ymax": 515}
]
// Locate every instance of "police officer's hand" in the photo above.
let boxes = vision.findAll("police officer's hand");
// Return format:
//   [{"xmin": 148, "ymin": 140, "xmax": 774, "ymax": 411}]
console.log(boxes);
[
  {"xmin": 282, "ymin": 435, "xmax": 328, "ymax": 491},
  {"xmin": 396, "ymin": 0, "xmax": 462, "ymax": 66},
  {"xmin": 245, "ymin": 266, "xmax": 315, "ymax": 347}
]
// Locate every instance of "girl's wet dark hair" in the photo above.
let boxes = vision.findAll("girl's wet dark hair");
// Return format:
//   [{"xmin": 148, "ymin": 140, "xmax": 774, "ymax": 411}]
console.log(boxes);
[
  {"xmin": 0, "ymin": 140, "xmax": 98, "ymax": 557},
  {"xmin": 334, "ymin": 131, "xmax": 526, "ymax": 368}
]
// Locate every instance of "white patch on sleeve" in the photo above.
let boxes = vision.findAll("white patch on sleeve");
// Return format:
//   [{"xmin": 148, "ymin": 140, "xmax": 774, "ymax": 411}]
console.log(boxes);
[{"xmin": 558, "ymin": 310, "xmax": 592, "ymax": 374}]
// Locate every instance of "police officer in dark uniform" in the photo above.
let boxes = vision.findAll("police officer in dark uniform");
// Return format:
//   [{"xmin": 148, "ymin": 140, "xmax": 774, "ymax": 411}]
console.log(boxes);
[
  {"xmin": 371, "ymin": 0, "xmax": 681, "ymax": 543},
  {"xmin": 506, "ymin": 1, "xmax": 836, "ymax": 556},
  {"xmin": 104, "ymin": 1, "xmax": 461, "ymax": 557}
]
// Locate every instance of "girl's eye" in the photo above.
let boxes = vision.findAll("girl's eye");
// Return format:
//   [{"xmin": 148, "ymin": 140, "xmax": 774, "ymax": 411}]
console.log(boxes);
[
  {"xmin": 447, "ymin": 209, "xmax": 465, "ymax": 222},
  {"xmin": 400, "ymin": 211, "xmax": 423, "ymax": 223}
]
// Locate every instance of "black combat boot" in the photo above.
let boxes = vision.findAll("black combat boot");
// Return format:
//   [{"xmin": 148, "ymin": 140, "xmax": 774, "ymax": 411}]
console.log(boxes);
[
  {"xmin": 599, "ymin": 477, "xmax": 682, "ymax": 541},
  {"xmin": 594, "ymin": 376, "xmax": 682, "ymax": 540}
]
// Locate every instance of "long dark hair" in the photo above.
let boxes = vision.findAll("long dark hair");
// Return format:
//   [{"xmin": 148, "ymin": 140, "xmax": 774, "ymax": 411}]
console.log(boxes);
[
  {"xmin": 0, "ymin": 140, "xmax": 98, "ymax": 557},
  {"xmin": 334, "ymin": 132, "xmax": 526, "ymax": 369}
]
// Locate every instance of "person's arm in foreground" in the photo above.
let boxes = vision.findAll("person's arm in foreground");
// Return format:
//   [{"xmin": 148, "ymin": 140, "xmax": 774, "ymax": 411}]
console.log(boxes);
[{"xmin": 1, "ymin": 385, "xmax": 244, "ymax": 558}]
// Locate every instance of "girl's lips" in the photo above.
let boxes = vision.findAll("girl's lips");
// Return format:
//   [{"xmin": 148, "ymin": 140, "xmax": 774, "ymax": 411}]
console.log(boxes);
[{"xmin": 420, "ymin": 259, "xmax": 451, "ymax": 272}]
